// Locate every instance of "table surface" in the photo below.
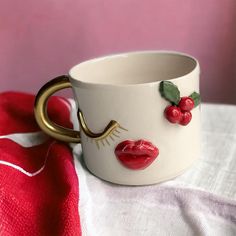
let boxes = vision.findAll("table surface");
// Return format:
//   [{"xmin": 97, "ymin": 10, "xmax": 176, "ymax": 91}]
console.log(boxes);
[{"xmin": 72, "ymin": 103, "xmax": 236, "ymax": 236}]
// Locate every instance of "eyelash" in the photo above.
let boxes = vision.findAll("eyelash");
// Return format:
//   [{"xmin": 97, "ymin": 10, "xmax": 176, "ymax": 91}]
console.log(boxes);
[{"xmin": 77, "ymin": 109, "xmax": 128, "ymax": 149}]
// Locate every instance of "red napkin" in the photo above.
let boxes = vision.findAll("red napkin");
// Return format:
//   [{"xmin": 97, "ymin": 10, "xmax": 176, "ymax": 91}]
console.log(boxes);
[{"xmin": 0, "ymin": 92, "xmax": 81, "ymax": 236}]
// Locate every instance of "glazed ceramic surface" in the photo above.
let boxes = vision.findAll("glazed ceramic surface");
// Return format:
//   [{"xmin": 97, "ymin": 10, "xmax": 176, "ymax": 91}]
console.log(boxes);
[{"xmin": 69, "ymin": 51, "xmax": 200, "ymax": 185}]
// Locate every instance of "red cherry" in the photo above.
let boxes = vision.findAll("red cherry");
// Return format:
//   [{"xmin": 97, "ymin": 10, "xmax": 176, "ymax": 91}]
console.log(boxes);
[
  {"xmin": 179, "ymin": 111, "xmax": 192, "ymax": 126},
  {"xmin": 164, "ymin": 106, "xmax": 182, "ymax": 123},
  {"xmin": 178, "ymin": 97, "xmax": 194, "ymax": 111}
]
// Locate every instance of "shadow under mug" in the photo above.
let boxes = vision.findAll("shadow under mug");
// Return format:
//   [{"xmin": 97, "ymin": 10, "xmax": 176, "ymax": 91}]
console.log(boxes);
[{"xmin": 34, "ymin": 51, "xmax": 201, "ymax": 185}]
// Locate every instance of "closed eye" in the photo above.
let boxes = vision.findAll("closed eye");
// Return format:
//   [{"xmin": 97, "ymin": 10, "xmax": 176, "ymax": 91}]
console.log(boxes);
[{"xmin": 77, "ymin": 109, "xmax": 128, "ymax": 149}]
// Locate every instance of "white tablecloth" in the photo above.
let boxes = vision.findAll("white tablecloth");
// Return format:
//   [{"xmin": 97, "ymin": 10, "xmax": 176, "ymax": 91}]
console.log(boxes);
[{"xmin": 72, "ymin": 104, "xmax": 236, "ymax": 236}]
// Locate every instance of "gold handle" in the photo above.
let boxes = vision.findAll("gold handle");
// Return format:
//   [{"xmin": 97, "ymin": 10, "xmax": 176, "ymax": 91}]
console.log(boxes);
[{"xmin": 34, "ymin": 75, "xmax": 81, "ymax": 143}]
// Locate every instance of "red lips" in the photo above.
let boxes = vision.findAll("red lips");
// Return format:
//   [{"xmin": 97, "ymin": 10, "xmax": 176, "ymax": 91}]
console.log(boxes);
[{"xmin": 115, "ymin": 140, "xmax": 159, "ymax": 170}]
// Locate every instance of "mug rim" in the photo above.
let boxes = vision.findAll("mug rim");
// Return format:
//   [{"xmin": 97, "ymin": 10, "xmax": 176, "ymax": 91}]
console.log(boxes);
[{"xmin": 69, "ymin": 50, "xmax": 200, "ymax": 88}]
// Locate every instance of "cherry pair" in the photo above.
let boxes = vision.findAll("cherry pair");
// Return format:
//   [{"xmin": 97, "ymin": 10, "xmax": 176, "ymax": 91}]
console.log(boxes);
[{"xmin": 164, "ymin": 97, "xmax": 194, "ymax": 126}]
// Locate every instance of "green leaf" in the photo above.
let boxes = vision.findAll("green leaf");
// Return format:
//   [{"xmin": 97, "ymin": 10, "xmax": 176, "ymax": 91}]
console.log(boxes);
[
  {"xmin": 159, "ymin": 81, "xmax": 180, "ymax": 105},
  {"xmin": 189, "ymin": 91, "xmax": 201, "ymax": 107}
]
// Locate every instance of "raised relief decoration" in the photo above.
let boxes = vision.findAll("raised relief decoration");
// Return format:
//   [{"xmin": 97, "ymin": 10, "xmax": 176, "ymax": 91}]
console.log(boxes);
[
  {"xmin": 77, "ymin": 109, "xmax": 128, "ymax": 149},
  {"xmin": 159, "ymin": 81, "xmax": 201, "ymax": 126},
  {"xmin": 115, "ymin": 140, "xmax": 159, "ymax": 170}
]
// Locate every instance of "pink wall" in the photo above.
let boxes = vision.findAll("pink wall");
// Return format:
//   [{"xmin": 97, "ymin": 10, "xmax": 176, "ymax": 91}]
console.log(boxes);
[{"xmin": 1, "ymin": 0, "xmax": 236, "ymax": 104}]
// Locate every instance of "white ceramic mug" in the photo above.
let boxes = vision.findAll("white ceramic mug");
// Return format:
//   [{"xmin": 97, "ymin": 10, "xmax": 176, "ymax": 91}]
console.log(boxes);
[{"xmin": 34, "ymin": 51, "xmax": 201, "ymax": 185}]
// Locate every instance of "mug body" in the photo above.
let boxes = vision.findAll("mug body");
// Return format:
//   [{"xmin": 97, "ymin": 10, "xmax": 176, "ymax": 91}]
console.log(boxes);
[{"xmin": 69, "ymin": 51, "xmax": 200, "ymax": 185}]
